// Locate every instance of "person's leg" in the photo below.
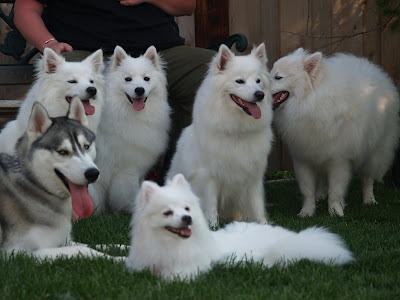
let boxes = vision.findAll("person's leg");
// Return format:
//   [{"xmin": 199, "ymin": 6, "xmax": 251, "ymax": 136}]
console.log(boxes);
[
  {"xmin": 159, "ymin": 45, "xmax": 215, "ymax": 185},
  {"xmin": 62, "ymin": 50, "xmax": 92, "ymax": 61}
]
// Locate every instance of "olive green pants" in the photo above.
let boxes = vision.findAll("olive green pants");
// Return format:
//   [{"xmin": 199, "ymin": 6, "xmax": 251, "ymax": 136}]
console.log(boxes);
[{"xmin": 64, "ymin": 45, "xmax": 215, "ymax": 184}]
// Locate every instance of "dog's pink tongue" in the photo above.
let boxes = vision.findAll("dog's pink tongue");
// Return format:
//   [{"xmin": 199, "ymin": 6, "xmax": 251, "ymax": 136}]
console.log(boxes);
[
  {"xmin": 181, "ymin": 228, "xmax": 192, "ymax": 237},
  {"xmin": 245, "ymin": 102, "xmax": 261, "ymax": 119},
  {"xmin": 81, "ymin": 100, "xmax": 95, "ymax": 115},
  {"xmin": 68, "ymin": 180, "xmax": 94, "ymax": 218},
  {"xmin": 132, "ymin": 98, "xmax": 145, "ymax": 111}
]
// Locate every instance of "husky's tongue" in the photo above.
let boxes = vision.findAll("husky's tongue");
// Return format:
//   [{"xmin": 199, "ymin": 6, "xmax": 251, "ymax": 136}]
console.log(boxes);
[
  {"xmin": 68, "ymin": 180, "xmax": 94, "ymax": 218},
  {"xmin": 81, "ymin": 100, "xmax": 95, "ymax": 115},
  {"xmin": 132, "ymin": 98, "xmax": 146, "ymax": 111}
]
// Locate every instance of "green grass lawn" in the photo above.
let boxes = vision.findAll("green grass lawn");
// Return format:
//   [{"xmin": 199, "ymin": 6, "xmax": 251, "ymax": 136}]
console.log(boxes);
[{"xmin": 1, "ymin": 178, "xmax": 400, "ymax": 299}]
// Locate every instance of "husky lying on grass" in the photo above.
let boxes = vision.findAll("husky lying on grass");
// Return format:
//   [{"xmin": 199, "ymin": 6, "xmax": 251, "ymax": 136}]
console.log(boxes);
[
  {"xmin": 126, "ymin": 174, "xmax": 354, "ymax": 281},
  {"xmin": 0, "ymin": 98, "xmax": 122, "ymax": 261}
]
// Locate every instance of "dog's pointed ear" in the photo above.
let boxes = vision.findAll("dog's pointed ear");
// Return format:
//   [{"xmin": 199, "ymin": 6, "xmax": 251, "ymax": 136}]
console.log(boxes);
[
  {"xmin": 137, "ymin": 180, "xmax": 160, "ymax": 207},
  {"xmin": 111, "ymin": 46, "xmax": 128, "ymax": 69},
  {"xmin": 84, "ymin": 49, "xmax": 104, "ymax": 74},
  {"xmin": 304, "ymin": 52, "xmax": 322, "ymax": 80},
  {"xmin": 43, "ymin": 47, "xmax": 65, "ymax": 74},
  {"xmin": 251, "ymin": 43, "xmax": 268, "ymax": 67},
  {"xmin": 144, "ymin": 46, "xmax": 161, "ymax": 70},
  {"xmin": 216, "ymin": 44, "xmax": 234, "ymax": 71},
  {"xmin": 27, "ymin": 102, "xmax": 52, "ymax": 140},
  {"xmin": 170, "ymin": 174, "xmax": 189, "ymax": 188},
  {"xmin": 68, "ymin": 96, "xmax": 89, "ymax": 127},
  {"xmin": 295, "ymin": 47, "xmax": 305, "ymax": 54}
]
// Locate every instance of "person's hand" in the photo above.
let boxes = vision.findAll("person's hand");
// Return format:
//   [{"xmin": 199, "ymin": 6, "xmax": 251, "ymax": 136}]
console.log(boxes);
[
  {"xmin": 119, "ymin": 0, "xmax": 145, "ymax": 6},
  {"xmin": 43, "ymin": 40, "xmax": 73, "ymax": 54}
]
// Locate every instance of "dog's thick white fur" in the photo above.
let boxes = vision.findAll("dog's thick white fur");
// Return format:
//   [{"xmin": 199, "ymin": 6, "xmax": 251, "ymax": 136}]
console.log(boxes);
[
  {"xmin": 0, "ymin": 48, "xmax": 105, "ymax": 157},
  {"xmin": 270, "ymin": 48, "xmax": 400, "ymax": 217},
  {"xmin": 126, "ymin": 174, "xmax": 354, "ymax": 281},
  {"xmin": 89, "ymin": 46, "xmax": 170, "ymax": 214},
  {"xmin": 167, "ymin": 44, "xmax": 274, "ymax": 226}
]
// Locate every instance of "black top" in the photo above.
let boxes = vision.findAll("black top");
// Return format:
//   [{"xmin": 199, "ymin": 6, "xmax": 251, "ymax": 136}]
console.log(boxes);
[{"xmin": 38, "ymin": 0, "xmax": 185, "ymax": 56}]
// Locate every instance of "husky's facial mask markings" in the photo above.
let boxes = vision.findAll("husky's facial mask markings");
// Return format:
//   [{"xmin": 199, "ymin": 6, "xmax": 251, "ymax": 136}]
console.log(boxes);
[
  {"xmin": 0, "ymin": 98, "xmax": 120, "ymax": 260},
  {"xmin": 26, "ymin": 97, "xmax": 98, "ymax": 218}
]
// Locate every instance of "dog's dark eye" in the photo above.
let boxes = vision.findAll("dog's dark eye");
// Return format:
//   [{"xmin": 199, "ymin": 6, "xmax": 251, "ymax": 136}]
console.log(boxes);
[
  {"xmin": 84, "ymin": 144, "xmax": 90, "ymax": 151},
  {"xmin": 68, "ymin": 80, "xmax": 77, "ymax": 84},
  {"xmin": 256, "ymin": 79, "xmax": 261, "ymax": 83},
  {"xmin": 185, "ymin": 207, "xmax": 190, "ymax": 212},
  {"xmin": 125, "ymin": 77, "xmax": 132, "ymax": 82},
  {"xmin": 163, "ymin": 210, "xmax": 173, "ymax": 216},
  {"xmin": 90, "ymin": 80, "xmax": 94, "ymax": 84},
  {"xmin": 57, "ymin": 150, "xmax": 69, "ymax": 156},
  {"xmin": 274, "ymin": 75, "xmax": 282, "ymax": 80},
  {"xmin": 236, "ymin": 79, "xmax": 245, "ymax": 84},
  {"xmin": 144, "ymin": 77, "xmax": 150, "ymax": 82}
]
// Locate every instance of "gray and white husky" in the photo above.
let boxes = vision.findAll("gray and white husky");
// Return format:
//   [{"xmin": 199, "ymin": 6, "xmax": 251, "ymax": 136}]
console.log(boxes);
[{"xmin": 0, "ymin": 98, "xmax": 119, "ymax": 260}]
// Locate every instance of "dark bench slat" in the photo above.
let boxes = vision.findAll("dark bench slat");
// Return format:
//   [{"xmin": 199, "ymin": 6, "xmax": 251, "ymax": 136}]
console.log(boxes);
[{"xmin": 0, "ymin": 65, "xmax": 34, "ymax": 85}]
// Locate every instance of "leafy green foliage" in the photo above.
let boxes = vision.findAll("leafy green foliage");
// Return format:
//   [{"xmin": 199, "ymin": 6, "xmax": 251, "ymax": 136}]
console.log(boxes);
[{"xmin": 377, "ymin": 0, "xmax": 400, "ymax": 31}]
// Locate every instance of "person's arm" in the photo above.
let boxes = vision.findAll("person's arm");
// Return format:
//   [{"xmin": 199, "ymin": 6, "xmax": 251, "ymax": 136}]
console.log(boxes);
[
  {"xmin": 14, "ymin": 0, "xmax": 72, "ymax": 53},
  {"xmin": 119, "ymin": 0, "xmax": 196, "ymax": 16}
]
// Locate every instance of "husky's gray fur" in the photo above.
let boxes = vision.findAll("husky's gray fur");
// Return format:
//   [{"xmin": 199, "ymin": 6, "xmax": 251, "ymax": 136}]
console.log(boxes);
[{"xmin": 0, "ymin": 98, "xmax": 121, "ymax": 260}]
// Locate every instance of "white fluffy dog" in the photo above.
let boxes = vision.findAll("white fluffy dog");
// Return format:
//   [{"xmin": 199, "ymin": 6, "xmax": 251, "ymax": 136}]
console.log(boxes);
[
  {"xmin": 271, "ymin": 48, "xmax": 400, "ymax": 217},
  {"xmin": 89, "ymin": 46, "xmax": 170, "ymax": 214},
  {"xmin": 167, "ymin": 44, "xmax": 274, "ymax": 226},
  {"xmin": 126, "ymin": 174, "xmax": 354, "ymax": 281},
  {"xmin": 0, "ymin": 48, "xmax": 105, "ymax": 157}
]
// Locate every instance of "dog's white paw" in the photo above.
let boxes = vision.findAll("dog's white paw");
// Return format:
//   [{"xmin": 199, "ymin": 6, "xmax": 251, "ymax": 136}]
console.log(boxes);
[
  {"xmin": 298, "ymin": 206, "xmax": 315, "ymax": 217},
  {"xmin": 328, "ymin": 202, "xmax": 344, "ymax": 216},
  {"xmin": 363, "ymin": 196, "xmax": 377, "ymax": 205}
]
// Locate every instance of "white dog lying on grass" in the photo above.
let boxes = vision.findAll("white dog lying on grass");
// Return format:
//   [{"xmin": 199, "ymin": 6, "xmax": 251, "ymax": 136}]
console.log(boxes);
[{"xmin": 126, "ymin": 174, "xmax": 354, "ymax": 281}]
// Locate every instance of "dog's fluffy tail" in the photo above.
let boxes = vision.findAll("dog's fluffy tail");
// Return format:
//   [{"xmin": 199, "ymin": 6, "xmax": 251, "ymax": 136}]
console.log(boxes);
[{"xmin": 265, "ymin": 227, "xmax": 354, "ymax": 267}]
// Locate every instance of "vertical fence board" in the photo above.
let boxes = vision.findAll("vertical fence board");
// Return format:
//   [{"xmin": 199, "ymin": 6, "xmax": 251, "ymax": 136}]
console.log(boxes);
[
  {"xmin": 381, "ymin": 29, "xmax": 400, "ymax": 87},
  {"xmin": 260, "ymin": 0, "xmax": 280, "ymax": 70},
  {"xmin": 311, "ymin": 0, "xmax": 333, "ymax": 52},
  {"xmin": 279, "ymin": 0, "xmax": 309, "ymax": 56},
  {"xmin": 362, "ymin": 0, "xmax": 381, "ymax": 64},
  {"xmin": 229, "ymin": 0, "xmax": 261, "ymax": 53},
  {"xmin": 331, "ymin": 0, "xmax": 363, "ymax": 55}
]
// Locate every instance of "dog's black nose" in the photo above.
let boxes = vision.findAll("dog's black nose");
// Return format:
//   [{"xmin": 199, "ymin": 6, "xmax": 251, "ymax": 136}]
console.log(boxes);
[
  {"xmin": 87, "ymin": 87, "xmax": 97, "ymax": 97},
  {"xmin": 135, "ymin": 87, "xmax": 145, "ymax": 96},
  {"xmin": 85, "ymin": 168, "xmax": 99, "ymax": 183},
  {"xmin": 182, "ymin": 215, "xmax": 192, "ymax": 226},
  {"xmin": 254, "ymin": 91, "xmax": 264, "ymax": 101}
]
